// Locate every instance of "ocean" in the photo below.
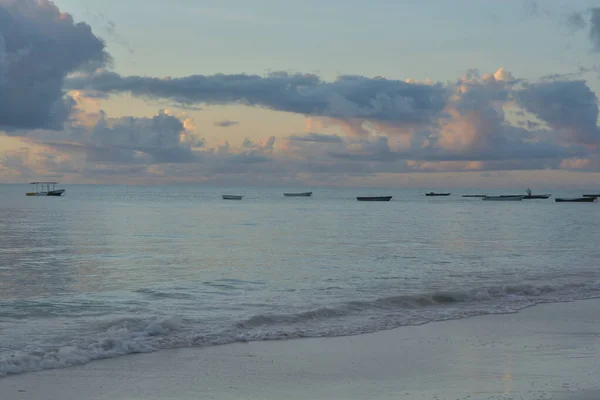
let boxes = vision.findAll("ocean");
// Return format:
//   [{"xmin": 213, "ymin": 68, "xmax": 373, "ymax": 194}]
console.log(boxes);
[{"xmin": 1, "ymin": 184, "xmax": 599, "ymax": 376}]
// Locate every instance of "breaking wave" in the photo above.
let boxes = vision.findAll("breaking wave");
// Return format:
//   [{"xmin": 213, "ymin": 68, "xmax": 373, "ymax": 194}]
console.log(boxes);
[{"xmin": 2, "ymin": 280, "xmax": 600, "ymax": 377}]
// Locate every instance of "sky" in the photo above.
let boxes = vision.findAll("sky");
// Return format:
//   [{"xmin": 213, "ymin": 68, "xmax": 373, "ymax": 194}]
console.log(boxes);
[{"xmin": 1, "ymin": 0, "xmax": 600, "ymax": 187}]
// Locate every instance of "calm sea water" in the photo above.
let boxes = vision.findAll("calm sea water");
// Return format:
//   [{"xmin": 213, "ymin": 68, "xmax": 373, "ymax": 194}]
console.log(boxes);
[{"xmin": 1, "ymin": 184, "xmax": 599, "ymax": 376}]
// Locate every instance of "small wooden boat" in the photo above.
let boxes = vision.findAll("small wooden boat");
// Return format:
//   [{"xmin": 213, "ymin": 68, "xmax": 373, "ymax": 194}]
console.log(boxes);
[
  {"xmin": 523, "ymin": 188, "xmax": 551, "ymax": 199},
  {"xmin": 482, "ymin": 195, "xmax": 524, "ymax": 201},
  {"xmin": 283, "ymin": 192, "xmax": 312, "ymax": 197},
  {"xmin": 357, "ymin": 196, "xmax": 392, "ymax": 202},
  {"xmin": 425, "ymin": 192, "xmax": 451, "ymax": 196},
  {"xmin": 26, "ymin": 182, "xmax": 65, "ymax": 196},
  {"xmin": 462, "ymin": 195, "xmax": 486, "ymax": 198},
  {"xmin": 555, "ymin": 197, "xmax": 597, "ymax": 203},
  {"xmin": 582, "ymin": 194, "xmax": 600, "ymax": 198},
  {"xmin": 222, "ymin": 195, "xmax": 243, "ymax": 200}
]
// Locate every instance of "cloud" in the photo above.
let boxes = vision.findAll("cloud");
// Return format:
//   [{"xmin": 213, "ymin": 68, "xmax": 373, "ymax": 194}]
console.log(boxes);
[
  {"xmin": 287, "ymin": 133, "xmax": 343, "ymax": 143},
  {"xmin": 64, "ymin": 109, "xmax": 203, "ymax": 164},
  {"xmin": 515, "ymin": 80, "xmax": 600, "ymax": 147},
  {"xmin": 591, "ymin": 8, "xmax": 600, "ymax": 52},
  {"xmin": 560, "ymin": 7, "xmax": 600, "ymax": 51},
  {"xmin": 214, "ymin": 120, "xmax": 239, "ymax": 127},
  {"xmin": 566, "ymin": 12, "xmax": 586, "ymax": 33},
  {"xmin": 66, "ymin": 71, "xmax": 450, "ymax": 126},
  {"xmin": 539, "ymin": 65, "xmax": 600, "ymax": 81},
  {"xmin": 6, "ymin": 65, "xmax": 600, "ymax": 185},
  {"xmin": 0, "ymin": 0, "xmax": 109, "ymax": 131}
]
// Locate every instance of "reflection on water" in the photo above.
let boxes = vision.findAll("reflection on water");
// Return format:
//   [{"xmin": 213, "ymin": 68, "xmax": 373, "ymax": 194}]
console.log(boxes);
[
  {"xmin": 0, "ymin": 206, "xmax": 76, "ymax": 297},
  {"xmin": 1, "ymin": 183, "xmax": 600, "ymax": 376}
]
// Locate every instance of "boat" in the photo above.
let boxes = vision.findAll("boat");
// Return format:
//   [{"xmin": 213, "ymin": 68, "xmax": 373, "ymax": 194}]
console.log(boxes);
[
  {"xmin": 482, "ymin": 195, "xmax": 524, "ymax": 201},
  {"xmin": 555, "ymin": 197, "xmax": 597, "ymax": 203},
  {"xmin": 357, "ymin": 196, "xmax": 392, "ymax": 202},
  {"xmin": 425, "ymin": 192, "xmax": 451, "ymax": 196},
  {"xmin": 26, "ymin": 182, "xmax": 65, "ymax": 196},
  {"xmin": 222, "ymin": 195, "xmax": 243, "ymax": 200},
  {"xmin": 283, "ymin": 192, "xmax": 312, "ymax": 197},
  {"xmin": 582, "ymin": 194, "xmax": 600, "ymax": 198},
  {"xmin": 523, "ymin": 188, "xmax": 551, "ymax": 199},
  {"xmin": 462, "ymin": 195, "xmax": 486, "ymax": 198}
]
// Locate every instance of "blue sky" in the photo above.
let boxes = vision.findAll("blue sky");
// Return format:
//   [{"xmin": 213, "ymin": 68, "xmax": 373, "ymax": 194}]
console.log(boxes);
[
  {"xmin": 1, "ymin": 0, "xmax": 600, "ymax": 187},
  {"xmin": 54, "ymin": 0, "xmax": 599, "ymax": 82}
]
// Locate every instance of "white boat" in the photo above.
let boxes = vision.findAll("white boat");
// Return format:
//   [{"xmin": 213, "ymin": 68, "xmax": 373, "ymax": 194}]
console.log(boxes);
[
  {"xmin": 26, "ymin": 182, "xmax": 65, "ymax": 196},
  {"xmin": 222, "ymin": 194, "xmax": 243, "ymax": 200},
  {"xmin": 482, "ymin": 195, "xmax": 524, "ymax": 201}
]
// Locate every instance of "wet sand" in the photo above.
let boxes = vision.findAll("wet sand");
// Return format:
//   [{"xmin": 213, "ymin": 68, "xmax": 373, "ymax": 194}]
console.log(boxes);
[{"xmin": 1, "ymin": 298, "xmax": 599, "ymax": 400}]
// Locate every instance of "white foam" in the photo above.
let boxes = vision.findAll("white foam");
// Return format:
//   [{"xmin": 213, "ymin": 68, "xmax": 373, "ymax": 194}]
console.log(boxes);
[{"xmin": 2, "ymin": 280, "xmax": 600, "ymax": 377}]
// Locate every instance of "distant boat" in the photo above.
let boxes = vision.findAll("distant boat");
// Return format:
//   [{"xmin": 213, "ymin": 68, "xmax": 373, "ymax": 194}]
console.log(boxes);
[
  {"xmin": 222, "ymin": 195, "xmax": 243, "ymax": 200},
  {"xmin": 425, "ymin": 192, "xmax": 451, "ymax": 196},
  {"xmin": 582, "ymin": 194, "xmax": 600, "ymax": 198},
  {"xmin": 482, "ymin": 195, "xmax": 524, "ymax": 201},
  {"xmin": 26, "ymin": 182, "xmax": 65, "ymax": 197},
  {"xmin": 523, "ymin": 188, "xmax": 551, "ymax": 199},
  {"xmin": 462, "ymin": 194, "xmax": 486, "ymax": 198},
  {"xmin": 555, "ymin": 197, "xmax": 597, "ymax": 203},
  {"xmin": 357, "ymin": 196, "xmax": 392, "ymax": 202},
  {"xmin": 283, "ymin": 192, "xmax": 312, "ymax": 197}
]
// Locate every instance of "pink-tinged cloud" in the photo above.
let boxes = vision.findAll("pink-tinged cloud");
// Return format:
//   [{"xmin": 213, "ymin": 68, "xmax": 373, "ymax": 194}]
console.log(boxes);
[{"xmin": 2, "ymin": 0, "xmax": 600, "ymax": 185}]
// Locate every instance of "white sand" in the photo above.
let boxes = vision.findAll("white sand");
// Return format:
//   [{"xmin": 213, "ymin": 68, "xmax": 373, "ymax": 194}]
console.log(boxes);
[{"xmin": 1, "ymin": 299, "xmax": 599, "ymax": 400}]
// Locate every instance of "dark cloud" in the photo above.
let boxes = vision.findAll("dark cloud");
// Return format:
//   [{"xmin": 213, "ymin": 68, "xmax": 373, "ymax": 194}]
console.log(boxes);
[
  {"xmin": 87, "ymin": 110, "xmax": 191, "ymax": 148},
  {"xmin": 0, "ymin": 0, "xmax": 109, "ymax": 130},
  {"xmin": 47, "ymin": 141, "xmax": 198, "ymax": 165},
  {"xmin": 287, "ymin": 133, "xmax": 343, "ymax": 143},
  {"xmin": 66, "ymin": 71, "xmax": 450, "ymax": 125},
  {"xmin": 515, "ymin": 80, "xmax": 600, "ymax": 147},
  {"xmin": 214, "ymin": 120, "xmax": 239, "ymax": 127},
  {"xmin": 591, "ymin": 8, "xmax": 600, "ymax": 52},
  {"xmin": 38, "ymin": 109, "xmax": 203, "ymax": 165},
  {"xmin": 560, "ymin": 7, "xmax": 600, "ymax": 51},
  {"xmin": 566, "ymin": 12, "xmax": 586, "ymax": 33},
  {"xmin": 325, "ymin": 131, "xmax": 582, "ymax": 164},
  {"xmin": 539, "ymin": 65, "xmax": 600, "ymax": 81}
]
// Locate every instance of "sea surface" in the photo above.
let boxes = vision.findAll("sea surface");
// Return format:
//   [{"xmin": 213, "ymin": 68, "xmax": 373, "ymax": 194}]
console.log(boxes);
[{"xmin": 1, "ymin": 184, "xmax": 599, "ymax": 376}]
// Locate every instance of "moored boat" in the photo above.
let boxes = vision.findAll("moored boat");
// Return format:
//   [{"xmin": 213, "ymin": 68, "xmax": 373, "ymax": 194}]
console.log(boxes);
[
  {"xmin": 283, "ymin": 192, "xmax": 312, "ymax": 197},
  {"xmin": 26, "ymin": 182, "xmax": 65, "ymax": 197},
  {"xmin": 357, "ymin": 196, "xmax": 392, "ymax": 202},
  {"xmin": 462, "ymin": 194, "xmax": 486, "ymax": 198},
  {"xmin": 555, "ymin": 197, "xmax": 596, "ymax": 203},
  {"xmin": 222, "ymin": 195, "xmax": 243, "ymax": 200},
  {"xmin": 523, "ymin": 188, "xmax": 551, "ymax": 199},
  {"xmin": 425, "ymin": 192, "xmax": 451, "ymax": 196},
  {"xmin": 482, "ymin": 195, "xmax": 524, "ymax": 201}
]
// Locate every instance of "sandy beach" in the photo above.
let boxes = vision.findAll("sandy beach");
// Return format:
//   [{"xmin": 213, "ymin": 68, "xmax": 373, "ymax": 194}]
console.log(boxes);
[{"xmin": 1, "ymin": 298, "xmax": 598, "ymax": 400}]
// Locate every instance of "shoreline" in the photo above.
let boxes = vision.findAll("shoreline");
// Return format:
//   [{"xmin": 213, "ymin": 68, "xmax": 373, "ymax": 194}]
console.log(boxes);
[{"xmin": 1, "ymin": 298, "xmax": 599, "ymax": 399}]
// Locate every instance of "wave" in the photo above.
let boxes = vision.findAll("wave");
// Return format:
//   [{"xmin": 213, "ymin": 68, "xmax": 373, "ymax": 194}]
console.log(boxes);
[{"xmin": 2, "ymin": 280, "xmax": 600, "ymax": 377}]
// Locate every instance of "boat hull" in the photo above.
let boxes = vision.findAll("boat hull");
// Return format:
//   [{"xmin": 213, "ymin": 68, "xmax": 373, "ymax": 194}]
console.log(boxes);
[
  {"xmin": 357, "ymin": 196, "xmax": 392, "ymax": 202},
  {"xmin": 26, "ymin": 189, "xmax": 65, "ymax": 196},
  {"xmin": 523, "ymin": 194, "xmax": 551, "ymax": 199},
  {"xmin": 222, "ymin": 195, "xmax": 243, "ymax": 200},
  {"xmin": 425, "ymin": 193, "xmax": 451, "ymax": 196},
  {"xmin": 555, "ymin": 197, "xmax": 596, "ymax": 202},
  {"xmin": 482, "ymin": 196, "xmax": 524, "ymax": 201},
  {"xmin": 462, "ymin": 195, "xmax": 486, "ymax": 198},
  {"xmin": 283, "ymin": 192, "xmax": 312, "ymax": 197}
]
